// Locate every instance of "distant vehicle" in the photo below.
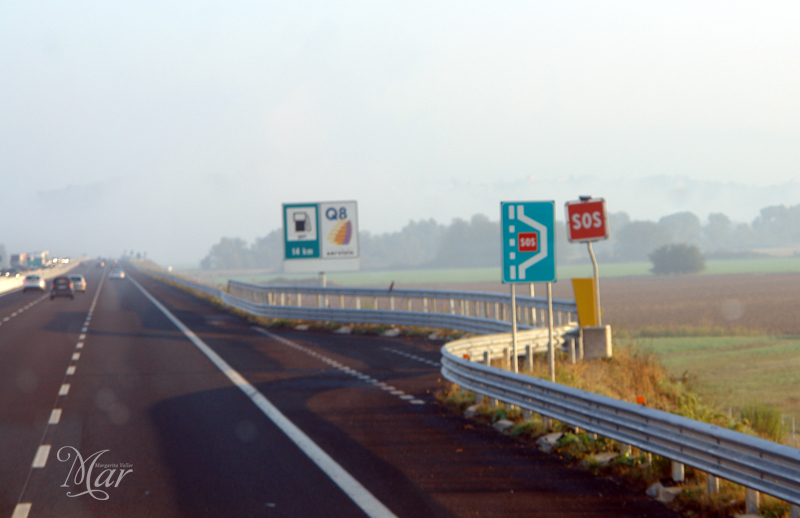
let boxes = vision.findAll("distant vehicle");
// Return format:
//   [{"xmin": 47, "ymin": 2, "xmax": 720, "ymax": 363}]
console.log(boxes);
[
  {"xmin": 50, "ymin": 276, "xmax": 74, "ymax": 300},
  {"xmin": 109, "ymin": 269, "xmax": 126, "ymax": 280},
  {"xmin": 68, "ymin": 274, "xmax": 87, "ymax": 292},
  {"xmin": 1, "ymin": 268, "xmax": 21, "ymax": 278},
  {"xmin": 22, "ymin": 274, "xmax": 46, "ymax": 292},
  {"xmin": 96, "ymin": 260, "xmax": 105, "ymax": 268}
]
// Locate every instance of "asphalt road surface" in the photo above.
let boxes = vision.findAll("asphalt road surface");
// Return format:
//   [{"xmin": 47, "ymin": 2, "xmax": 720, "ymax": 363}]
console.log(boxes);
[{"xmin": 0, "ymin": 262, "xmax": 681, "ymax": 518}]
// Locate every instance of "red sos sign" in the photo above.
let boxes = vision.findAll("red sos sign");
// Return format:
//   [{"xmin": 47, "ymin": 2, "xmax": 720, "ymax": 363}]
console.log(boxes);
[
  {"xmin": 518, "ymin": 232, "xmax": 539, "ymax": 252},
  {"xmin": 565, "ymin": 198, "xmax": 608, "ymax": 242}
]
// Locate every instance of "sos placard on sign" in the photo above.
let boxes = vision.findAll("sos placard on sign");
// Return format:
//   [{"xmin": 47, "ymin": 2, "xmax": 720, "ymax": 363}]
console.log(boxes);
[{"xmin": 565, "ymin": 198, "xmax": 608, "ymax": 242}]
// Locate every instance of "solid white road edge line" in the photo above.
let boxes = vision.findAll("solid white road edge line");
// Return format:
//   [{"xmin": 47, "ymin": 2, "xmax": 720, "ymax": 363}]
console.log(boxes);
[
  {"xmin": 129, "ymin": 277, "xmax": 398, "ymax": 518},
  {"xmin": 11, "ymin": 503, "xmax": 31, "ymax": 518}
]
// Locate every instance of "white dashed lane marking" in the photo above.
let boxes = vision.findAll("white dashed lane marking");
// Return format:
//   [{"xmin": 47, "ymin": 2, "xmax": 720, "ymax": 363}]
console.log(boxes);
[
  {"xmin": 31, "ymin": 446, "xmax": 50, "ymax": 468},
  {"xmin": 13, "ymin": 271, "xmax": 106, "ymax": 518},
  {"xmin": 382, "ymin": 347, "xmax": 440, "ymax": 367},
  {"xmin": 48, "ymin": 409, "xmax": 62, "ymax": 425},
  {"xmin": 254, "ymin": 327, "xmax": 427, "ymax": 406}
]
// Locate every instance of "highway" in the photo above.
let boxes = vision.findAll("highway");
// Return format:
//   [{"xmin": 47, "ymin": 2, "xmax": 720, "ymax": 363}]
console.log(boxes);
[{"xmin": 0, "ymin": 263, "xmax": 680, "ymax": 517}]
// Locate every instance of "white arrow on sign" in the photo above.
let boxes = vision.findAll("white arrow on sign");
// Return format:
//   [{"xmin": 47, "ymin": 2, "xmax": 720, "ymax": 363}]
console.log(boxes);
[{"xmin": 510, "ymin": 204, "xmax": 548, "ymax": 281}]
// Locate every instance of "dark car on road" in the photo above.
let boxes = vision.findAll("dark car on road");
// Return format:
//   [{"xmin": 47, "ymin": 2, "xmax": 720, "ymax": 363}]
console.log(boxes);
[{"xmin": 50, "ymin": 276, "xmax": 74, "ymax": 300}]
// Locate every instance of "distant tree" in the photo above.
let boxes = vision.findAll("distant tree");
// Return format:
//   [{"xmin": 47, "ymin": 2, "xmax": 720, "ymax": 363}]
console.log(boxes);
[
  {"xmin": 250, "ymin": 229, "xmax": 283, "ymax": 270},
  {"xmin": 614, "ymin": 221, "xmax": 673, "ymax": 261},
  {"xmin": 200, "ymin": 237, "xmax": 252, "ymax": 270},
  {"xmin": 751, "ymin": 203, "xmax": 800, "ymax": 246},
  {"xmin": 703, "ymin": 213, "xmax": 732, "ymax": 250},
  {"xmin": 659, "ymin": 211, "xmax": 702, "ymax": 245},
  {"xmin": 361, "ymin": 219, "xmax": 444, "ymax": 269},
  {"xmin": 649, "ymin": 244, "xmax": 705, "ymax": 275},
  {"xmin": 431, "ymin": 214, "xmax": 499, "ymax": 267}
]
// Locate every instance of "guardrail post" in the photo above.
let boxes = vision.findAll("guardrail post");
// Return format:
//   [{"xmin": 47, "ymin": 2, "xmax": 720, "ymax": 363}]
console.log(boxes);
[
  {"xmin": 340, "ymin": 295, "xmax": 344, "ymax": 308},
  {"xmin": 356, "ymin": 297, "xmax": 361, "ymax": 310},
  {"xmin": 483, "ymin": 350, "xmax": 490, "ymax": 366},
  {"xmin": 423, "ymin": 298, "xmax": 428, "ymax": 312},
  {"xmin": 745, "ymin": 488, "xmax": 759, "ymax": 515},
  {"xmin": 317, "ymin": 293, "xmax": 322, "ymax": 308},
  {"xmin": 671, "ymin": 461, "xmax": 685, "ymax": 483},
  {"xmin": 297, "ymin": 293, "xmax": 302, "ymax": 307},
  {"xmin": 705, "ymin": 473, "xmax": 719, "ymax": 495},
  {"xmin": 522, "ymin": 409, "xmax": 532, "ymax": 421},
  {"xmin": 390, "ymin": 296, "xmax": 395, "ymax": 311},
  {"xmin": 503, "ymin": 348, "xmax": 510, "ymax": 370},
  {"xmin": 449, "ymin": 298, "xmax": 455, "ymax": 315},
  {"xmin": 460, "ymin": 299, "xmax": 465, "ymax": 315},
  {"xmin": 790, "ymin": 504, "xmax": 800, "ymax": 518},
  {"xmin": 280, "ymin": 293, "xmax": 285, "ymax": 306},
  {"xmin": 569, "ymin": 338, "xmax": 576, "ymax": 364},
  {"xmin": 525, "ymin": 344, "xmax": 532, "ymax": 372},
  {"xmin": 373, "ymin": 297, "xmax": 378, "ymax": 310},
  {"xmin": 407, "ymin": 299, "xmax": 412, "ymax": 311}
]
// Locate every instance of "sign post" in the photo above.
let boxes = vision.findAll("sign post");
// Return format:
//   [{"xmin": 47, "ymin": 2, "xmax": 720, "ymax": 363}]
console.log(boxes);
[
  {"xmin": 501, "ymin": 201, "xmax": 556, "ymax": 379},
  {"xmin": 283, "ymin": 201, "xmax": 360, "ymax": 274},
  {"xmin": 565, "ymin": 196, "xmax": 608, "ymax": 326}
]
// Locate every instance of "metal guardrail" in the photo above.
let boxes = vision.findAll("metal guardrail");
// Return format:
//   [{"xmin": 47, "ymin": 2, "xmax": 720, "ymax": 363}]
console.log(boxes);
[
  {"xmin": 142, "ymin": 269, "xmax": 579, "ymax": 336},
  {"xmin": 227, "ymin": 280, "xmax": 578, "ymax": 329},
  {"xmin": 138, "ymin": 265, "xmax": 800, "ymax": 508},
  {"xmin": 441, "ymin": 334, "xmax": 800, "ymax": 506}
]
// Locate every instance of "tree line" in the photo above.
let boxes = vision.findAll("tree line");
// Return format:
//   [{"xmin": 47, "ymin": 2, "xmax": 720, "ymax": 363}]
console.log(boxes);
[{"xmin": 200, "ymin": 203, "xmax": 800, "ymax": 271}]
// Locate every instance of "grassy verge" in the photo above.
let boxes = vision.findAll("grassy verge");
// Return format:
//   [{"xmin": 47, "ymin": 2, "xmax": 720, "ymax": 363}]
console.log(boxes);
[
  {"xmin": 438, "ymin": 342, "xmax": 798, "ymax": 517},
  {"xmin": 623, "ymin": 334, "xmax": 800, "ymax": 430}
]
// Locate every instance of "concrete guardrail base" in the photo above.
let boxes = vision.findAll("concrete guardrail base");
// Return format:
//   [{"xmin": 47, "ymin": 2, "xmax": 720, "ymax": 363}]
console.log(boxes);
[{"xmin": 582, "ymin": 325, "xmax": 612, "ymax": 360}]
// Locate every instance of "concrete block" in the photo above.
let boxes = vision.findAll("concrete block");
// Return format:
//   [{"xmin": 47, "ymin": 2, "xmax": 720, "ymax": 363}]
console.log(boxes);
[
  {"xmin": 295, "ymin": 324, "xmax": 310, "ymax": 331},
  {"xmin": 646, "ymin": 482, "xmax": 682, "ymax": 503},
  {"xmin": 536, "ymin": 432, "xmax": 563, "ymax": 453},
  {"xmin": 464, "ymin": 404, "xmax": 479, "ymax": 418},
  {"xmin": 333, "ymin": 326, "xmax": 353, "ymax": 334},
  {"xmin": 582, "ymin": 452, "xmax": 618, "ymax": 467},
  {"xmin": 583, "ymin": 325, "xmax": 612, "ymax": 360},
  {"xmin": 381, "ymin": 328, "xmax": 401, "ymax": 337},
  {"xmin": 493, "ymin": 419, "xmax": 515, "ymax": 433}
]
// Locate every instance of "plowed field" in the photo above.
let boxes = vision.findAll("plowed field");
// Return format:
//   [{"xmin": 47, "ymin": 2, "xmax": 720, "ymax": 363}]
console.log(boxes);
[{"xmin": 408, "ymin": 272, "xmax": 800, "ymax": 334}]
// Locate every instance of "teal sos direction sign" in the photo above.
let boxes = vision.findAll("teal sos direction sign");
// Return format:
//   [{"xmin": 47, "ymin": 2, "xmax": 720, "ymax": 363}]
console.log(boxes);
[{"xmin": 501, "ymin": 201, "xmax": 556, "ymax": 283}]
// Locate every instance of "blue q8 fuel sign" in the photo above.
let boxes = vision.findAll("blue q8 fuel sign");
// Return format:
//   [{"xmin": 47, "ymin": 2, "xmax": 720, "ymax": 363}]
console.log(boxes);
[
  {"xmin": 283, "ymin": 201, "xmax": 360, "ymax": 273},
  {"xmin": 500, "ymin": 201, "xmax": 556, "ymax": 283}
]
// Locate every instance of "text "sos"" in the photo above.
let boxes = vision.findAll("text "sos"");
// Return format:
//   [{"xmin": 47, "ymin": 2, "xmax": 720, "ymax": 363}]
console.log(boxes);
[{"xmin": 571, "ymin": 211, "xmax": 603, "ymax": 230}]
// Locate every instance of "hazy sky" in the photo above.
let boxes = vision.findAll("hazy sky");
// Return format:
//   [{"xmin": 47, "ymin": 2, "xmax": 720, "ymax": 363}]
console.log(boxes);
[{"xmin": 2, "ymin": 1, "xmax": 799, "ymax": 265}]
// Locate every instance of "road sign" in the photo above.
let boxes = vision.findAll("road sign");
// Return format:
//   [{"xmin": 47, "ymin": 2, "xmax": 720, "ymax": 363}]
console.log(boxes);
[
  {"xmin": 501, "ymin": 201, "xmax": 556, "ymax": 283},
  {"xmin": 283, "ymin": 201, "xmax": 360, "ymax": 273},
  {"xmin": 565, "ymin": 198, "xmax": 608, "ymax": 242}
]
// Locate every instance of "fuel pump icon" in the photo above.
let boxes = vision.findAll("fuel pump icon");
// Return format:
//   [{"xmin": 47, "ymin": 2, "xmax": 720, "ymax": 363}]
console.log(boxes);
[{"xmin": 294, "ymin": 212, "xmax": 311, "ymax": 233}]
